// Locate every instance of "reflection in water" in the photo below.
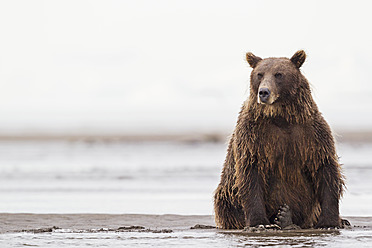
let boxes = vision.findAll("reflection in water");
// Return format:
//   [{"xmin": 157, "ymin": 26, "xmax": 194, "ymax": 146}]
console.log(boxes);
[
  {"xmin": 221, "ymin": 230, "xmax": 339, "ymax": 247},
  {"xmin": 218, "ymin": 226, "xmax": 372, "ymax": 248}
]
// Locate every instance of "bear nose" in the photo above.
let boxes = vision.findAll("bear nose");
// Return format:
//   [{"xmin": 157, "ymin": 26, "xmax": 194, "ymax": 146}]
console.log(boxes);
[{"xmin": 259, "ymin": 88, "xmax": 271, "ymax": 103}]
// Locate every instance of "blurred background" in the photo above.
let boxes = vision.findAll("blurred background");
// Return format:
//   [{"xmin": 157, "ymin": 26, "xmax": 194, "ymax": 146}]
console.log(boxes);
[{"xmin": 0, "ymin": 1, "xmax": 371, "ymax": 217}]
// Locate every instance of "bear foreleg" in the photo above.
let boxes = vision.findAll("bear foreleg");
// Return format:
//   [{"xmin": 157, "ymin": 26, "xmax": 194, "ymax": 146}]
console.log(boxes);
[
  {"xmin": 315, "ymin": 163, "xmax": 342, "ymax": 228},
  {"xmin": 214, "ymin": 186, "xmax": 245, "ymax": 229},
  {"xmin": 237, "ymin": 164, "xmax": 270, "ymax": 227}
]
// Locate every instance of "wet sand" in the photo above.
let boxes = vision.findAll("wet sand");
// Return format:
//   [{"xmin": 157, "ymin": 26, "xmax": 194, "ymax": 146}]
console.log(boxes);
[
  {"xmin": 0, "ymin": 213, "xmax": 215, "ymax": 233},
  {"xmin": 0, "ymin": 214, "xmax": 370, "ymax": 234},
  {"xmin": 0, "ymin": 214, "xmax": 371, "ymax": 247}
]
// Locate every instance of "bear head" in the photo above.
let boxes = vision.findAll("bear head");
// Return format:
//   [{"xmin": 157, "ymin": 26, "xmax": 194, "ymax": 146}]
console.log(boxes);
[
  {"xmin": 244, "ymin": 50, "xmax": 316, "ymax": 124},
  {"xmin": 246, "ymin": 50, "xmax": 307, "ymax": 105}
]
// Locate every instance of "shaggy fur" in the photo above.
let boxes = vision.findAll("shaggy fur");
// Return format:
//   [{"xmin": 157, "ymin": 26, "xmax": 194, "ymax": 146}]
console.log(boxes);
[{"xmin": 214, "ymin": 50, "xmax": 344, "ymax": 229}]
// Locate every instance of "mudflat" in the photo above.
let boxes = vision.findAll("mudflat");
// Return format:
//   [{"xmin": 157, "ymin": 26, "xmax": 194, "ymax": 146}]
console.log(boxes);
[
  {"xmin": 0, "ymin": 214, "xmax": 371, "ymax": 247},
  {"xmin": 0, "ymin": 213, "xmax": 215, "ymax": 233}
]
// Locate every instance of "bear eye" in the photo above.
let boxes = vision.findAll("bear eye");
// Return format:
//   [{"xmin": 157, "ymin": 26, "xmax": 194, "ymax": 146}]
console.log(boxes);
[
  {"xmin": 275, "ymin": 73, "xmax": 283, "ymax": 79},
  {"xmin": 257, "ymin": 73, "xmax": 263, "ymax": 79}
]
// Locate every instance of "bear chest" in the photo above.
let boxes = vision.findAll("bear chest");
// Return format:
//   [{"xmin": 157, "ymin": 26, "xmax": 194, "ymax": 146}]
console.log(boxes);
[{"xmin": 254, "ymin": 123, "xmax": 310, "ymax": 172}]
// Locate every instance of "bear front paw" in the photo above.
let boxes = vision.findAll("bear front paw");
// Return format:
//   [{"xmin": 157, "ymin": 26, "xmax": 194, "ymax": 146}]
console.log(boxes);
[
  {"xmin": 246, "ymin": 216, "xmax": 270, "ymax": 227},
  {"xmin": 274, "ymin": 204, "xmax": 293, "ymax": 229},
  {"xmin": 315, "ymin": 216, "xmax": 341, "ymax": 229}
]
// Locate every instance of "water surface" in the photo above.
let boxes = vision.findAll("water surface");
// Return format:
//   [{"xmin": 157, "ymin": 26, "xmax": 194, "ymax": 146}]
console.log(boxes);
[{"xmin": 0, "ymin": 140, "xmax": 371, "ymax": 247}]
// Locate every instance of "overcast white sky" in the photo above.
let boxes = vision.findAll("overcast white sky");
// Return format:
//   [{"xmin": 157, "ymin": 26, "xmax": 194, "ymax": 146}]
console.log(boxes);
[{"xmin": 0, "ymin": 0, "xmax": 371, "ymax": 135}]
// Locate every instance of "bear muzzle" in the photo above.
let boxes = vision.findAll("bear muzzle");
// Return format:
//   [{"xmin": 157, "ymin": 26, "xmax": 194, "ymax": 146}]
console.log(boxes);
[
  {"xmin": 257, "ymin": 80, "xmax": 279, "ymax": 105},
  {"xmin": 258, "ymin": 88, "xmax": 271, "ymax": 103}
]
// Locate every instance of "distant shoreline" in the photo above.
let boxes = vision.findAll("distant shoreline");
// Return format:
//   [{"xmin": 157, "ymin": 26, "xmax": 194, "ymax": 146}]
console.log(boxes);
[
  {"xmin": 0, "ymin": 130, "xmax": 371, "ymax": 143},
  {"xmin": 0, "ymin": 133, "xmax": 229, "ymax": 143}
]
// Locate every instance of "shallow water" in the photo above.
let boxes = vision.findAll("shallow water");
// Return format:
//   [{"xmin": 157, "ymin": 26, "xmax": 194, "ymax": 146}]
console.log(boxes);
[
  {"xmin": 0, "ymin": 140, "xmax": 223, "ymax": 214},
  {"xmin": 0, "ymin": 139, "xmax": 371, "ymax": 247},
  {"xmin": 0, "ymin": 230, "xmax": 356, "ymax": 248},
  {"xmin": 0, "ymin": 140, "xmax": 371, "ymax": 216}
]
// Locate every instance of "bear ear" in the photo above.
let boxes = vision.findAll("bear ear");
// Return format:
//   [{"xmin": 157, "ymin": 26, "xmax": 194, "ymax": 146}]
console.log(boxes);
[
  {"xmin": 246, "ymin": 52, "xmax": 262, "ymax": 68},
  {"xmin": 290, "ymin": 50, "xmax": 306, "ymax": 68}
]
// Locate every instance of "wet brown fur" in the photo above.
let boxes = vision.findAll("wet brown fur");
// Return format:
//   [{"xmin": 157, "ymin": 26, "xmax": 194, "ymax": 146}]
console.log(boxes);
[{"xmin": 214, "ymin": 51, "xmax": 344, "ymax": 229}]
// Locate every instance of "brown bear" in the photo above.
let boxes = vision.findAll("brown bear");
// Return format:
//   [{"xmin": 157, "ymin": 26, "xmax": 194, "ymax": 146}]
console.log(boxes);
[{"xmin": 214, "ymin": 50, "xmax": 344, "ymax": 229}]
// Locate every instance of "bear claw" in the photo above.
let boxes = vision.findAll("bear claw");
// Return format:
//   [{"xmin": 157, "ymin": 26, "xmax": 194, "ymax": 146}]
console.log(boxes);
[
  {"xmin": 274, "ymin": 204, "xmax": 296, "ymax": 229},
  {"xmin": 244, "ymin": 224, "xmax": 281, "ymax": 232}
]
